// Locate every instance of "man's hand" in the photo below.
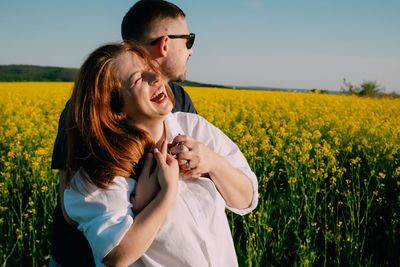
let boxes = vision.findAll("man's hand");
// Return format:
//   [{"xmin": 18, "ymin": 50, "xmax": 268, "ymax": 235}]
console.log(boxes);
[{"xmin": 169, "ymin": 134, "xmax": 215, "ymax": 178}]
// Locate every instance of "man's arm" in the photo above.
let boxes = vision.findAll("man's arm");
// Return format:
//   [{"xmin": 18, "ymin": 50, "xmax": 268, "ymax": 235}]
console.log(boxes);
[
  {"xmin": 51, "ymin": 101, "xmax": 77, "ymax": 223},
  {"xmin": 51, "ymin": 101, "xmax": 69, "ymax": 170},
  {"xmin": 59, "ymin": 170, "xmax": 77, "ymax": 224},
  {"xmin": 172, "ymin": 134, "xmax": 254, "ymax": 210},
  {"xmin": 169, "ymin": 113, "xmax": 258, "ymax": 214}
]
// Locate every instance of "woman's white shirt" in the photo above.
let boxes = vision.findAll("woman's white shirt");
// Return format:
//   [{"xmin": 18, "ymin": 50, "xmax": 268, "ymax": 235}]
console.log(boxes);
[{"xmin": 64, "ymin": 112, "xmax": 258, "ymax": 267}]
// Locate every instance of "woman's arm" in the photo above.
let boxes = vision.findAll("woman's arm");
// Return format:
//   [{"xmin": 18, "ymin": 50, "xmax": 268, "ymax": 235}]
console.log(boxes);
[
  {"xmin": 64, "ymin": 143, "xmax": 179, "ymax": 267},
  {"xmin": 102, "ymin": 147, "xmax": 179, "ymax": 267},
  {"xmin": 103, "ymin": 151, "xmax": 178, "ymax": 266},
  {"xmin": 104, "ymin": 186, "xmax": 176, "ymax": 266}
]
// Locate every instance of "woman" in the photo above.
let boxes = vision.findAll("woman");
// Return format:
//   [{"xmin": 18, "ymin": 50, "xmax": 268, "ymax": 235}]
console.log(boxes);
[{"xmin": 64, "ymin": 41, "xmax": 258, "ymax": 267}]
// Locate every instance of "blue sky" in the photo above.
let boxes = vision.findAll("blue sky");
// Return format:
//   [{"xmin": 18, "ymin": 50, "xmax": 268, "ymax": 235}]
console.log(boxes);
[{"xmin": 1, "ymin": 0, "xmax": 399, "ymax": 92}]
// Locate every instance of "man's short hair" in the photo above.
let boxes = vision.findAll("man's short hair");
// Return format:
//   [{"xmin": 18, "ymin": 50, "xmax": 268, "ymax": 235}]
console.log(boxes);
[{"xmin": 121, "ymin": 0, "xmax": 186, "ymax": 42}]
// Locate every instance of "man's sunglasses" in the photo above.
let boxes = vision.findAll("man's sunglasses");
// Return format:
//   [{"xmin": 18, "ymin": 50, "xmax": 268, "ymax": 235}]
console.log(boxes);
[{"xmin": 150, "ymin": 33, "xmax": 195, "ymax": 49}]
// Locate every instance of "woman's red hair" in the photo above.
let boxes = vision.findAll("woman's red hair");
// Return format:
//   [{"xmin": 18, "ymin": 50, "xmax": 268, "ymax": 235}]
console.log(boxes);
[{"xmin": 66, "ymin": 41, "xmax": 174, "ymax": 189}]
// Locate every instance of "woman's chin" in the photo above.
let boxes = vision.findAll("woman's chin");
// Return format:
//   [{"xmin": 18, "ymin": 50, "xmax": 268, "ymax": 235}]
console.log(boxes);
[{"xmin": 151, "ymin": 100, "xmax": 173, "ymax": 117}]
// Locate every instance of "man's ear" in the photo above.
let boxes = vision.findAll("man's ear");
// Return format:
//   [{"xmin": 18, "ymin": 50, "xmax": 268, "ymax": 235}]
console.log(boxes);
[{"xmin": 157, "ymin": 36, "xmax": 169, "ymax": 57}]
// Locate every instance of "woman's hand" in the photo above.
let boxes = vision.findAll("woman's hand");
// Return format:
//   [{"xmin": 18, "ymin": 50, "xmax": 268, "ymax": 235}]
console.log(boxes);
[
  {"xmin": 130, "ymin": 153, "xmax": 160, "ymax": 214},
  {"xmin": 169, "ymin": 134, "xmax": 215, "ymax": 178},
  {"xmin": 131, "ymin": 141, "xmax": 179, "ymax": 213},
  {"xmin": 154, "ymin": 141, "xmax": 179, "ymax": 192}
]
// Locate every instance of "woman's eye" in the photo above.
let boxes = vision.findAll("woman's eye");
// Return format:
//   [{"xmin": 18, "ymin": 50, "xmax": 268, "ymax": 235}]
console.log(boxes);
[{"xmin": 134, "ymin": 77, "xmax": 142, "ymax": 85}]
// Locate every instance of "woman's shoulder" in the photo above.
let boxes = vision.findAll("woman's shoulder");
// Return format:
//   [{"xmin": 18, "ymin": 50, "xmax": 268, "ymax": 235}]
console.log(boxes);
[
  {"xmin": 69, "ymin": 170, "xmax": 136, "ymax": 195},
  {"xmin": 65, "ymin": 172, "xmax": 136, "ymax": 218}
]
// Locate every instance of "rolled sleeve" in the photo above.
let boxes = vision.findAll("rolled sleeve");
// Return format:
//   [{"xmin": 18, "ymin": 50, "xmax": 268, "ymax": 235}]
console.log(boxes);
[
  {"xmin": 64, "ymin": 174, "xmax": 136, "ymax": 261},
  {"xmin": 218, "ymin": 140, "xmax": 258, "ymax": 216},
  {"xmin": 224, "ymin": 167, "xmax": 258, "ymax": 215}
]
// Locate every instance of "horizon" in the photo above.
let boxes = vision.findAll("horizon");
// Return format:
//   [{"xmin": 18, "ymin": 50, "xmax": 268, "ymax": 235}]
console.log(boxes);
[{"xmin": 1, "ymin": 0, "xmax": 399, "ymax": 93}]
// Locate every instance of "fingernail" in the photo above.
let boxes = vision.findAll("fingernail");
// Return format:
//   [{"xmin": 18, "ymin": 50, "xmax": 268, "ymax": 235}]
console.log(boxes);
[{"xmin": 154, "ymin": 148, "xmax": 159, "ymax": 153}]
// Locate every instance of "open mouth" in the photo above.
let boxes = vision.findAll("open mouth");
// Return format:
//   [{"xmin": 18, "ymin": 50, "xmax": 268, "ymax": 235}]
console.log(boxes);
[{"xmin": 150, "ymin": 86, "xmax": 168, "ymax": 103}]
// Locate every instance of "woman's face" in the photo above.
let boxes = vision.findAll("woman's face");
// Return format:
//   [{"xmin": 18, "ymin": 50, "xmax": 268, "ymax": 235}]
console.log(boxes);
[{"xmin": 115, "ymin": 51, "xmax": 173, "ymax": 126}]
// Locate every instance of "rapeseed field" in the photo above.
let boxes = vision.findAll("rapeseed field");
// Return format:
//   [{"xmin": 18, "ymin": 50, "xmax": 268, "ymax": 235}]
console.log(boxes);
[{"xmin": 1, "ymin": 82, "xmax": 399, "ymax": 266}]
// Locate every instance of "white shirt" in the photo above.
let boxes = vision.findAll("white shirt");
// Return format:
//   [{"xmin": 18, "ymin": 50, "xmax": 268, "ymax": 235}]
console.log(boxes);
[{"xmin": 64, "ymin": 112, "xmax": 258, "ymax": 267}]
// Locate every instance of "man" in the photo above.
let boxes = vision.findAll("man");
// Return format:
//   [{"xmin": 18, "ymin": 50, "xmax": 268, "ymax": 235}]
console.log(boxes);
[
  {"xmin": 50, "ymin": 1, "xmax": 196, "ymax": 265},
  {"xmin": 51, "ymin": 1, "xmax": 255, "ymax": 265}
]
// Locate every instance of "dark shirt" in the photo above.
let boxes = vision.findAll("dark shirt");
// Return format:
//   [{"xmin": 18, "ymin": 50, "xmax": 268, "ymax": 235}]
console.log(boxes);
[{"xmin": 50, "ymin": 82, "xmax": 196, "ymax": 266}]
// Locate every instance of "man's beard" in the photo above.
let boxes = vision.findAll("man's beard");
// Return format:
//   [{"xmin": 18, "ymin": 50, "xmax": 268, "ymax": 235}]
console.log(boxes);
[
  {"xmin": 161, "ymin": 60, "xmax": 186, "ymax": 83},
  {"xmin": 171, "ymin": 72, "xmax": 186, "ymax": 83}
]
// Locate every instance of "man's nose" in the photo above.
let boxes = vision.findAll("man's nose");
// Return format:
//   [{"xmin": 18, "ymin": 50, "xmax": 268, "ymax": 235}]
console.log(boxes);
[{"xmin": 188, "ymin": 48, "xmax": 193, "ymax": 57}]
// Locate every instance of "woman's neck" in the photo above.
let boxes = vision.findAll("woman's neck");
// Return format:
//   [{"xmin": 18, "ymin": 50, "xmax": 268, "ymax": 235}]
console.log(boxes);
[{"xmin": 135, "ymin": 119, "xmax": 165, "ymax": 149}]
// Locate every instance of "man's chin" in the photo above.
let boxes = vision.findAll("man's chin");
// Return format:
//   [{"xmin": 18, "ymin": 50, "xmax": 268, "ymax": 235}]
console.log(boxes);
[{"xmin": 171, "ymin": 73, "xmax": 186, "ymax": 83}]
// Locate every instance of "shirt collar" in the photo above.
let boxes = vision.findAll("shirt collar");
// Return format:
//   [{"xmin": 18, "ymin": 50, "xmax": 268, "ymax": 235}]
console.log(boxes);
[{"xmin": 165, "ymin": 112, "xmax": 184, "ymax": 143}]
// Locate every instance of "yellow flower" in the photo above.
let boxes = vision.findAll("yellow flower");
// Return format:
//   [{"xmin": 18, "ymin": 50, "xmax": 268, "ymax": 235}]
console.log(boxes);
[{"xmin": 2, "ymin": 82, "xmax": 400, "ymax": 260}]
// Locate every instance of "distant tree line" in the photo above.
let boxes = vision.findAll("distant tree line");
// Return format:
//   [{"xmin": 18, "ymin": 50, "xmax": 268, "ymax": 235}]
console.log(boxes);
[
  {"xmin": 340, "ymin": 78, "xmax": 398, "ymax": 98},
  {"xmin": 0, "ymin": 65, "xmax": 78, "ymax": 82},
  {"xmin": 0, "ymin": 64, "xmax": 226, "ymax": 88},
  {"xmin": 310, "ymin": 88, "xmax": 328, "ymax": 94}
]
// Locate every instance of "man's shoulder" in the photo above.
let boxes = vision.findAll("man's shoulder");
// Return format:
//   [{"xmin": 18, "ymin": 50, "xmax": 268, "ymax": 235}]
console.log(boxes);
[
  {"xmin": 168, "ymin": 82, "xmax": 185, "ymax": 93},
  {"xmin": 167, "ymin": 81, "xmax": 182, "ymax": 88},
  {"xmin": 168, "ymin": 82, "xmax": 197, "ymax": 114}
]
